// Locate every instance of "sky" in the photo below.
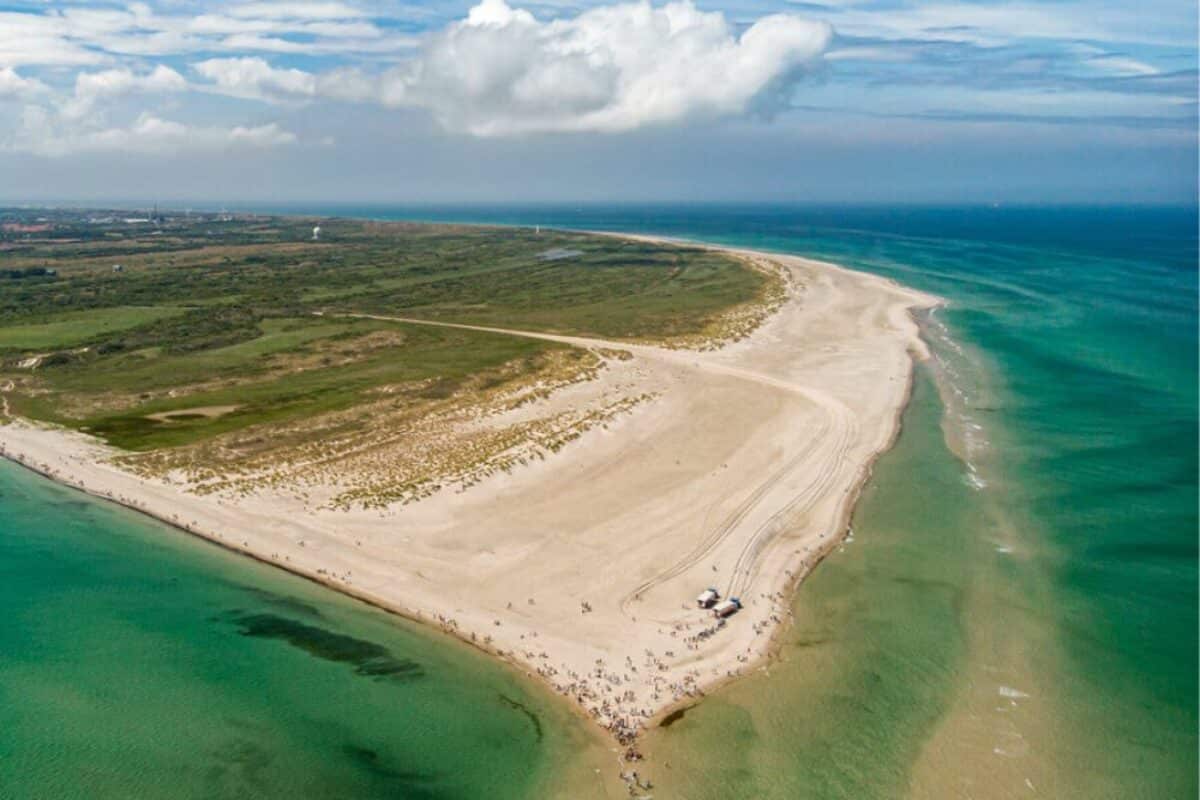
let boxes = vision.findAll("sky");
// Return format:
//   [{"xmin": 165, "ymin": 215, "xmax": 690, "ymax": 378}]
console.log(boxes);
[{"xmin": 0, "ymin": 0, "xmax": 1195, "ymax": 205}]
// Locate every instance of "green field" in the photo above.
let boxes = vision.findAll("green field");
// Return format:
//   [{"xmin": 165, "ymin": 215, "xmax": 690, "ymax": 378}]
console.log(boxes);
[
  {"xmin": 55, "ymin": 321, "xmax": 566, "ymax": 451},
  {"xmin": 0, "ymin": 306, "xmax": 186, "ymax": 350},
  {"xmin": 0, "ymin": 211, "xmax": 768, "ymax": 455}
]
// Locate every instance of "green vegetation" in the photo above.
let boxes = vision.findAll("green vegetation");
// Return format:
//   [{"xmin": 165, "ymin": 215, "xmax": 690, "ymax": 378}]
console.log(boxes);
[
  {"xmin": 13, "ymin": 315, "xmax": 566, "ymax": 451},
  {"xmin": 0, "ymin": 209, "xmax": 768, "ymax": 455},
  {"xmin": 0, "ymin": 306, "xmax": 186, "ymax": 350}
]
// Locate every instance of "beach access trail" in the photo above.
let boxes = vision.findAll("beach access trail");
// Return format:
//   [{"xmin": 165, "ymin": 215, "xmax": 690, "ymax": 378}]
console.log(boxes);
[{"xmin": 0, "ymin": 241, "xmax": 939, "ymax": 747}]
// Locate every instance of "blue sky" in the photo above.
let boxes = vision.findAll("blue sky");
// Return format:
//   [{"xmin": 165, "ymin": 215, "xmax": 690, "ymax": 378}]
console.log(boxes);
[{"xmin": 0, "ymin": 0, "xmax": 1195, "ymax": 204}]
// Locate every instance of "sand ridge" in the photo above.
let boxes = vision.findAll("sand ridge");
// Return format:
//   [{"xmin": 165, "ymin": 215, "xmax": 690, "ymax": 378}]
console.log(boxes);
[{"xmin": 0, "ymin": 240, "xmax": 940, "ymax": 753}]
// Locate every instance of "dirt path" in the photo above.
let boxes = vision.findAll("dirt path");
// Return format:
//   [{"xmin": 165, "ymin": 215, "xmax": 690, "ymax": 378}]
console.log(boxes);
[{"xmin": 332, "ymin": 311, "xmax": 854, "ymax": 432}]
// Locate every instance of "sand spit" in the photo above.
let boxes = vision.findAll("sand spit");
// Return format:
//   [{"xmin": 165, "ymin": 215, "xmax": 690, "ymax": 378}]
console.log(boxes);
[{"xmin": 0, "ymin": 241, "xmax": 939, "ymax": 754}]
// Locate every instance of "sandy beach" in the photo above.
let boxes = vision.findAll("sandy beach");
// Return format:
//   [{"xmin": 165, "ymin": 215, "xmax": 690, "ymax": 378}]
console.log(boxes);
[{"xmin": 0, "ymin": 238, "xmax": 939, "ymax": 749}]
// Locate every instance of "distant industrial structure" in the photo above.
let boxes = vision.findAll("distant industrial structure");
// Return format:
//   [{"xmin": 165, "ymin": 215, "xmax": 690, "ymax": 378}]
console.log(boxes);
[{"xmin": 312, "ymin": 225, "xmax": 321, "ymax": 241}]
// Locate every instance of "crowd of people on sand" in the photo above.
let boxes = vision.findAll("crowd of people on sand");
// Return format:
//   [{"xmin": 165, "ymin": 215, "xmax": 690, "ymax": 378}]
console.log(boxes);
[
  {"xmin": 436, "ymin": 586, "xmax": 804, "ymax": 755},
  {"xmin": 620, "ymin": 766, "xmax": 654, "ymax": 797}
]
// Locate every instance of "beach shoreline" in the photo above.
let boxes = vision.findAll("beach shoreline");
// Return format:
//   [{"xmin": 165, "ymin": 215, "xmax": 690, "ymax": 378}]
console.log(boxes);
[
  {"xmin": 0, "ymin": 232, "xmax": 941, "ymax": 766},
  {"xmin": 640, "ymin": 302, "xmax": 937, "ymax": 725}
]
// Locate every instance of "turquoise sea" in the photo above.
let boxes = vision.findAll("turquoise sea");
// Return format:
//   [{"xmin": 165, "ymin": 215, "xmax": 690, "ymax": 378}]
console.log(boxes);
[
  {"xmin": 0, "ymin": 460, "xmax": 606, "ymax": 799},
  {"xmin": 3, "ymin": 205, "xmax": 1196, "ymax": 797}
]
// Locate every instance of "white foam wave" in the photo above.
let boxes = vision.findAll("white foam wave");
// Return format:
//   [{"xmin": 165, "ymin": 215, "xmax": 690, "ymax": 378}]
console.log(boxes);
[{"xmin": 964, "ymin": 464, "xmax": 988, "ymax": 490}]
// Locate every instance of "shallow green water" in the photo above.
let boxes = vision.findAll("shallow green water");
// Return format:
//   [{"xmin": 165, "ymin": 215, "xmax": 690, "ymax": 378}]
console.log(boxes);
[
  {"xmin": 0, "ymin": 462, "xmax": 606, "ymax": 799},
  {"xmin": 644, "ymin": 368, "xmax": 983, "ymax": 796},
  {"xmin": 798, "ymin": 215, "xmax": 1198, "ymax": 798}
]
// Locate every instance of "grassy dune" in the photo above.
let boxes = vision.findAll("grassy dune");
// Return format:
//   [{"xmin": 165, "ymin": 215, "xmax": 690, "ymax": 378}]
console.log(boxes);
[{"xmin": 0, "ymin": 211, "xmax": 766, "ymax": 456}]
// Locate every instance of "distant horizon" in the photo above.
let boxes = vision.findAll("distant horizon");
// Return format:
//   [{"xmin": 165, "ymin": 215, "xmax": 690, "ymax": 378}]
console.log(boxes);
[
  {"xmin": 2, "ymin": 0, "xmax": 1194, "ymax": 207},
  {"xmin": 7, "ymin": 202, "xmax": 1193, "ymax": 269},
  {"xmin": 4, "ymin": 199, "xmax": 1198, "ymax": 212}
]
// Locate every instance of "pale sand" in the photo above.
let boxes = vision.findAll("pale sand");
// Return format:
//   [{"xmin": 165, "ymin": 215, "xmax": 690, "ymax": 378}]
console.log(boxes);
[{"xmin": 0, "ymin": 241, "xmax": 940, "ymax": 748}]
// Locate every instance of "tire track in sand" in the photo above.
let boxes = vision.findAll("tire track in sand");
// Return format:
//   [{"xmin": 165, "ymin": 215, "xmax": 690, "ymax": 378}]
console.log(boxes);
[{"xmin": 331, "ymin": 313, "xmax": 859, "ymax": 617}]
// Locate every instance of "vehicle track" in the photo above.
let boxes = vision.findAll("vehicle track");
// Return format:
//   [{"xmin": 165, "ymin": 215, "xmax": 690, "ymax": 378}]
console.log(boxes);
[
  {"xmin": 616, "ymin": 410, "xmax": 832, "ymax": 616},
  {"xmin": 725, "ymin": 400, "xmax": 858, "ymax": 598},
  {"xmin": 334, "ymin": 311, "xmax": 860, "ymax": 615}
]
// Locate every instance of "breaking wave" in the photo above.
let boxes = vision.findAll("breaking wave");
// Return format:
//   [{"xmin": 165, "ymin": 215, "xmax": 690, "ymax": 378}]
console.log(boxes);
[{"xmin": 919, "ymin": 307, "xmax": 992, "ymax": 492}]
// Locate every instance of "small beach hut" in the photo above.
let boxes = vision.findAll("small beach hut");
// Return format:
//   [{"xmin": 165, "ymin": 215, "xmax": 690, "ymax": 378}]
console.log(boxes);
[
  {"xmin": 696, "ymin": 588, "xmax": 720, "ymax": 609},
  {"xmin": 712, "ymin": 598, "xmax": 741, "ymax": 619}
]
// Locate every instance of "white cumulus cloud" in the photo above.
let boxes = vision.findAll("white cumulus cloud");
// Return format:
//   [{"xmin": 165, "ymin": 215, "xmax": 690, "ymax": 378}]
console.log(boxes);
[
  {"xmin": 0, "ymin": 67, "xmax": 49, "ymax": 98},
  {"xmin": 194, "ymin": 57, "xmax": 316, "ymax": 101},
  {"xmin": 63, "ymin": 65, "xmax": 188, "ymax": 118},
  {"xmin": 375, "ymin": 0, "xmax": 831, "ymax": 135},
  {"xmin": 190, "ymin": 0, "xmax": 832, "ymax": 135},
  {"xmin": 191, "ymin": 56, "xmax": 381, "ymax": 105},
  {"xmin": 8, "ymin": 109, "xmax": 297, "ymax": 156}
]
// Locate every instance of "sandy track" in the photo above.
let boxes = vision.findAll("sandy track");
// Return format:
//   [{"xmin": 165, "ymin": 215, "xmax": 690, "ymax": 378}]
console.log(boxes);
[
  {"xmin": 0, "ymin": 242, "xmax": 940, "ymax": 751},
  {"xmin": 337, "ymin": 311, "xmax": 855, "ymax": 413},
  {"xmin": 337, "ymin": 312, "xmax": 856, "ymax": 614}
]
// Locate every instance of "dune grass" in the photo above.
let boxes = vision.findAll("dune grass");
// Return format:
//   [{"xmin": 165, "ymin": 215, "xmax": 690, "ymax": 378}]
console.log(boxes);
[
  {"xmin": 14, "ymin": 317, "xmax": 563, "ymax": 450},
  {"xmin": 0, "ymin": 212, "xmax": 768, "ymax": 453}
]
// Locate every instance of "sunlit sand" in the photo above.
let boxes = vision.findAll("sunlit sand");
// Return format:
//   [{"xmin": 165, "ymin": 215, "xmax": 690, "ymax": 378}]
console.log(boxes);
[{"xmin": 0, "ymin": 238, "xmax": 939, "ymax": 749}]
